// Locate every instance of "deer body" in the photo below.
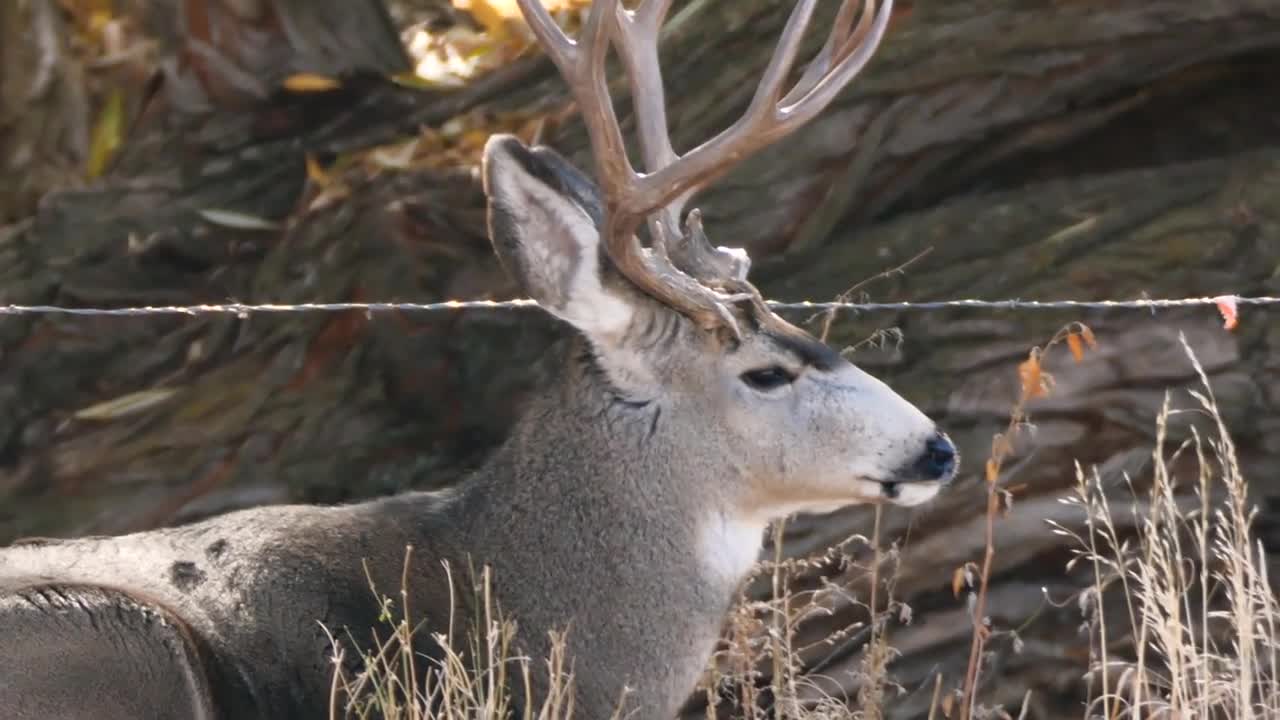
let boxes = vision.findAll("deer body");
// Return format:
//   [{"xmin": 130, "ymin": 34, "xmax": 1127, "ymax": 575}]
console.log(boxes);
[
  {"xmin": 1, "ymin": 1, "xmax": 959, "ymax": 717},
  {"xmin": 0, "ymin": 328, "xmax": 889, "ymax": 718}
]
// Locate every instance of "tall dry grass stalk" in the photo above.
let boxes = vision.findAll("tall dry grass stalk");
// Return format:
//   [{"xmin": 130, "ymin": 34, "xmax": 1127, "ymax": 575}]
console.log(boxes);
[
  {"xmin": 953, "ymin": 322, "xmax": 1097, "ymax": 720},
  {"xmin": 1052, "ymin": 335, "xmax": 1279, "ymax": 720}
]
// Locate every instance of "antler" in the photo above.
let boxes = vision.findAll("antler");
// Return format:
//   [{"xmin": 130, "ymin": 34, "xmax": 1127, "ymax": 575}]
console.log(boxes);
[{"xmin": 515, "ymin": 0, "xmax": 893, "ymax": 334}]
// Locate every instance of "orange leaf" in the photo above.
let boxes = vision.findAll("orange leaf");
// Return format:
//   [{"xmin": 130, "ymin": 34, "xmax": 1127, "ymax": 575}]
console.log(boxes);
[
  {"xmin": 1080, "ymin": 324, "xmax": 1098, "ymax": 349},
  {"xmin": 282, "ymin": 73, "xmax": 340, "ymax": 92},
  {"xmin": 1066, "ymin": 333, "xmax": 1085, "ymax": 363},
  {"xmin": 1018, "ymin": 353, "xmax": 1047, "ymax": 399},
  {"xmin": 991, "ymin": 432, "xmax": 1012, "ymax": 459},
  {"xmin": 1214, "ymin": 295, "xmax": 1239, "ymax": 331},
  {"xmin": 952, "ymin": 567, "xmax": 966, "ymax": 598},
  {"xmin": 985, "ymin": 458, "xmax": 999, "ymax": 484}
]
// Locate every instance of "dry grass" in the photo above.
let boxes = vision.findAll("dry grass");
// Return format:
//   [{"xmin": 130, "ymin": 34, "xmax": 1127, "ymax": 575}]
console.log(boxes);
[
  {"xmin": 326, "ymin": 555, "xmax": 585, "ymax": 720},
  {"xmin": 328, "ymin": 336, "xmax": 1277, "ymax": 720},
  {"xmin": 1053, "ymin": 336, "xmax": 1280, "ymax": 720}
]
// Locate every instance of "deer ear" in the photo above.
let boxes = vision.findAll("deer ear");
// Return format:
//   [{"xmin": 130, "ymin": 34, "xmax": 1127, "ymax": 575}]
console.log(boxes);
[{"xmin": 482, "ymin": 135, "xmax": 635, "ymax": 342}]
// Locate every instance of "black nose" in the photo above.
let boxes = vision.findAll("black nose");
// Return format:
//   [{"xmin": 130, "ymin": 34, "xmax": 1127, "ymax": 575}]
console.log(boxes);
[{"xmin": 915, "ymin": 432, "xmax": 958, "ymax": 483}]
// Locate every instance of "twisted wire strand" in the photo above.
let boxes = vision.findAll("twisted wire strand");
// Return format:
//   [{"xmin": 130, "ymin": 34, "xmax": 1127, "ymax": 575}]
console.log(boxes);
[{"xmin": 0, "ymin": 295, "xmax": 1270, "ymax": 317}]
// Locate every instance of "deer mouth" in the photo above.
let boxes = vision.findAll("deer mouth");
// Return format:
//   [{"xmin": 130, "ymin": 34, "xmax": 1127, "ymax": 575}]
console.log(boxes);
[{"xmin": 876, "ymin": 478, "xmax": 944, "ymax": 507}]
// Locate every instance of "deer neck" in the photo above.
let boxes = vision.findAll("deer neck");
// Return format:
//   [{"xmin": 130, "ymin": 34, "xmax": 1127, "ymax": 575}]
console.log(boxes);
[{"xmin": 457, "ymin": 367, "xmax": 764, "ymax": 606}]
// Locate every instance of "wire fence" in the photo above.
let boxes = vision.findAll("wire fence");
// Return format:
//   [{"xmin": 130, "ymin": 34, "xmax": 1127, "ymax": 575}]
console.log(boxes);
[{"xmin": 0, "ymin": 295, "xmax": 1275, "ymax": 318}]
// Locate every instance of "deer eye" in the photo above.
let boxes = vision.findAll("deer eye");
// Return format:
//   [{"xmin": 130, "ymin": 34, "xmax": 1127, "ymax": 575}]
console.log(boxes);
[{"xmin": 740, "ymin": 366, "xmax": 797, "ymax": 391}]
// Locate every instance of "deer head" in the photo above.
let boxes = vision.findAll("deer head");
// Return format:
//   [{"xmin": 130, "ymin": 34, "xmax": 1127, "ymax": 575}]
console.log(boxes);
[{"xmin": 482, "ymin": 0, "xmax": 955, "ymax": 545}]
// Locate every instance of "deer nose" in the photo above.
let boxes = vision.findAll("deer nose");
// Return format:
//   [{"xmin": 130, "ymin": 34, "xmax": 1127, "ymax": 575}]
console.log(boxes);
[{"xmin": 915, "ymin": 432, "xmax": 958, "ymax": 483}]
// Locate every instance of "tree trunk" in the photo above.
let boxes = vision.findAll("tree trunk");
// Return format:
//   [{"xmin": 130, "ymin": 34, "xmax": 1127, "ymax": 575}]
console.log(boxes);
[{"xmin": 2, "ymin": 0, "xmax": 1278, "ymax": 718}]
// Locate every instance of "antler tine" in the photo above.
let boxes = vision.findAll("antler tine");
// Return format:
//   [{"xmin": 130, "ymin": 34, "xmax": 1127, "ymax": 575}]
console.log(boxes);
[
  {"xmin": 632, "ymin": 0, "xmax": 893, "ymax": 215},
  {"xmin": 747, "ymin": 0, "xmax": 821, "ymax": 119},
  {"xmin": 782, "ymin": 0, "xmax": 871, "ymax": 105},
  {"xmin": 610, "ymin": 0, "xmax": 680, "ymax": 254},
  {"xmin": 516, "ymin": 0, "xmax": 635, "ymax": 196}
]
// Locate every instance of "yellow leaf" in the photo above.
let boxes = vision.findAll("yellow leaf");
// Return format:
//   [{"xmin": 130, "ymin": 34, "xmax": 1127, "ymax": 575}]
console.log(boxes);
[
  {"xmin": 459, "ymin": 129, "xmax": 491, "ymax": 150},
  {"xmin": 74, "ymin": 388, "xmax": 177, "ymax": 421},
  {"xmin": 390, "ymin": 71, "xmax": 450, "ymax": 89},
  {"xmin": 282, "ymin": 73, "xmax": 341, "ymax": 92},
  {"xmin": 985, "ymin": 458, "xmax": 999, "ymax": 485},
  {"xmin": 951, "ymin": 567, "xmax": 966, "ymax": 598},
  {"xmin": 87, "ymin": 9, "xmax": 113, "ymax": 37},
  {"xmin": 87, "ymin": 88, "xmax": 125, "ymax": 179},
  {"xmin": 456, "ymin": 0, "xmax": 513, "ymax": 42},
  {"xmin": 305, "ymin": 154, "xmax": 331, "ymax": 186},
  {"xmin": 453, "ymin": 0, "xmax": 590, "ymax": 41}
]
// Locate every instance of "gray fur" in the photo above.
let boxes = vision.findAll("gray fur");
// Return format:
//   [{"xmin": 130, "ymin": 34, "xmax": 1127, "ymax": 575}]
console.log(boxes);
[{"xmin": 0, "ymin": 136, "xmax": 956, "ymax": 719}]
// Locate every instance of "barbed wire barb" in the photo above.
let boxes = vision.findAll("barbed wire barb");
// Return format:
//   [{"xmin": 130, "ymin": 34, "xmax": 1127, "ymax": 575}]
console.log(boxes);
[{"xmin": 0, "ymin": 295, "xmax": 1275, "ymax": 317}]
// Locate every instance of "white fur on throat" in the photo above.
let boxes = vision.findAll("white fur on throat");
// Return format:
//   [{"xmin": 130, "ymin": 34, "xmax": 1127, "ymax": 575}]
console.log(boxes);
[
  {"xmin": 698, "ymin": 513, "xmax": 767, "ymax": 582},
  {"xmin": 698, "ymin": 481, "xmax": 945, "ymax": 579}
]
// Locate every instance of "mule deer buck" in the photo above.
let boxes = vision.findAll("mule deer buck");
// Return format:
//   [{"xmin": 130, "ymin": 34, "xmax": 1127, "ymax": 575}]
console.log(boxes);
[{"xmin": 0, "ymin": 0, "xmax": 957, "ymax": 717}]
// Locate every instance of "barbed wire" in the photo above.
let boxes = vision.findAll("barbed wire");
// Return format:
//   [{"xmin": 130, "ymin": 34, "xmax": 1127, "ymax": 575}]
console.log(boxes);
[{"xmin": 0, "ymin": 295, "xmax": 1273, "ymax": 317}]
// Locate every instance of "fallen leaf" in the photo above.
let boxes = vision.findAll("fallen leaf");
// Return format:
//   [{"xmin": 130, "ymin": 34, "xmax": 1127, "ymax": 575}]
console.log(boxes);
[
  {"xmin": 87, "ymin": 88, "xmax": 125, "ymax": 178},
  {"xmin": 198, "ymin": 209, "xmax": 282, "ymax": 231},
  {"xmin": 74, "ymin": 388, "xmax": 177, "ymax": 420},
  {"xmin": 282, "ymin": 73, "xmax": 341, "ymax": 92},
  {"xmin": 305, "ymin": 154, "xmax": 332, "ymax": 186},
  {"xmin": 457, "ymin": 0, "xmax": 516, "ymax": 43}
]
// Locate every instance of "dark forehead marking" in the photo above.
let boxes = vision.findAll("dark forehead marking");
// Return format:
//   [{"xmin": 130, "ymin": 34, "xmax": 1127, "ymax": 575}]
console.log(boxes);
[{"xmin": 761, "ymin": 323, "xmax": 843, "ymax": 371}]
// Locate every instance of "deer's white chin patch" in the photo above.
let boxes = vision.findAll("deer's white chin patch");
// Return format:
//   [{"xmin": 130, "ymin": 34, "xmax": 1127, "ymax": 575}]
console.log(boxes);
[{"xmin": 759, "ymin": 479, "xmax": 944, "ymax": 519}]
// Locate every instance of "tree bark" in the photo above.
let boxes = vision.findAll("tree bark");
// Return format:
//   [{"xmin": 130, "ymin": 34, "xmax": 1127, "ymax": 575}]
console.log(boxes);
[{"xmin": 2, "ymin": 0, "xmax": 1279, "ymax": 718}]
